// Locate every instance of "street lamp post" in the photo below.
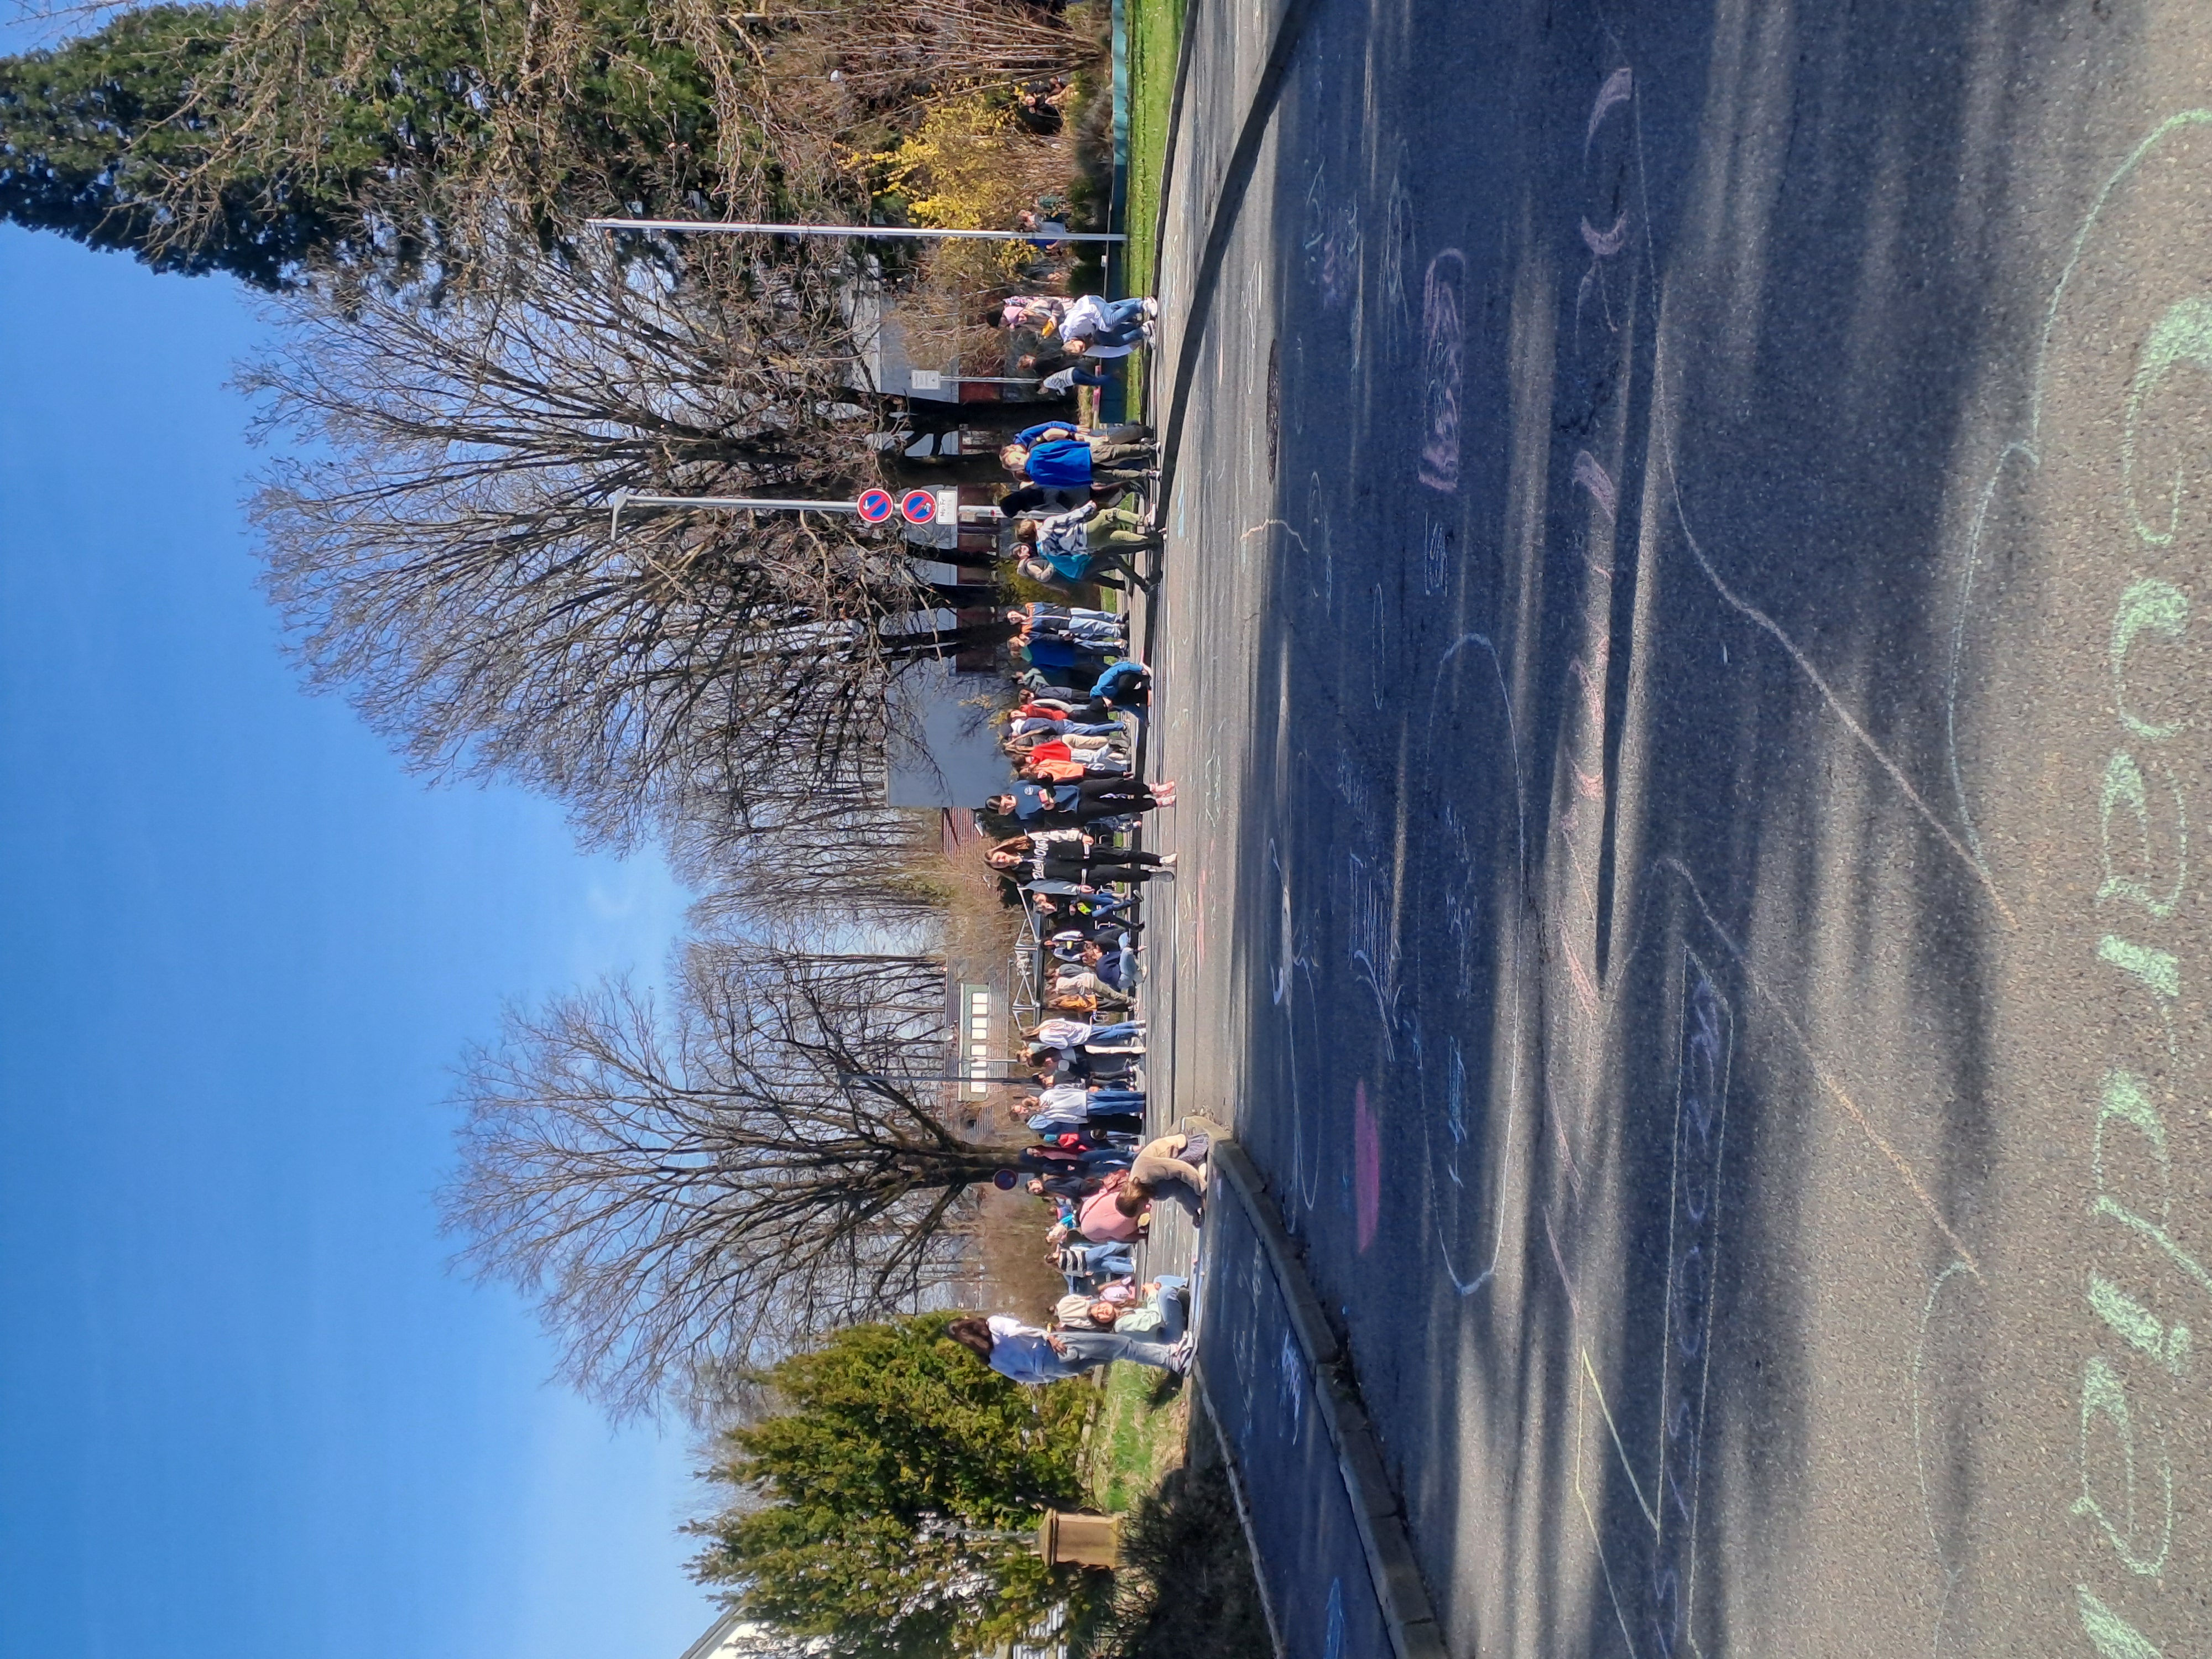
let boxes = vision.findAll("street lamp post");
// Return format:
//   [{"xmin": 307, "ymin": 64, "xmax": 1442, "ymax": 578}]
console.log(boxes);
[{"xmin": 586, "ymin": 218, "xmax": 1125, "ymax": 243}]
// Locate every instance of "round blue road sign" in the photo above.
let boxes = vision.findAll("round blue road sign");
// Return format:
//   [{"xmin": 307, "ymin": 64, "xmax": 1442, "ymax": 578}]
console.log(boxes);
[
  {"xmin": 899, "ymin": 488, "xmax": 938, "ymax": 524},
  {"xmin": 856, "ymin": 488, "xmax": 896, "ymax": 523}
]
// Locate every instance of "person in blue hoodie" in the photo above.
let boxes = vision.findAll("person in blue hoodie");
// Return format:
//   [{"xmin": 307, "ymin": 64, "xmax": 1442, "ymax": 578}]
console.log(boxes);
[{"xmin": 1000, "ymin": 420, "xmax": 1155, "ymax": 489}]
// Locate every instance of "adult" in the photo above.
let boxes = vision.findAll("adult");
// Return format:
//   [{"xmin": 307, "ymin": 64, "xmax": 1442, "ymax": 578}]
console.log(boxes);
[
  {"xmin": 945, "ymin": 1314, "xmax": 1186, "ymax": 1381},
  {"xmin": 987, "ymin": 778, "xmax": 1174, "ymax": 826},
  {"xmin": 1020, "ymin": 689, "xmax": 1119, "ymax": 719},
  {"xmin": 1003, "ymin": 709, "xmax": 1120, "ymax": 740},
  {"xmin": 1020, "ymin": 1085, "xmax": 1143, "ymax": 1137},
  {"xmin": 1012, "ymin": 629, "xmax": 1123, "ymax": 679},
  {"xmin": 998, "ymin": 480, "xmax": 1102, "ymax": 519},
  {"xmin": 1025, "ymin": 1016, "xmax": 1143, "ymax": 1052},
  {"xmin": 1089, "ymin": 659, "xmax": 1152, "ymax": 708},
  {"xmin": 1059, "ymin": 294, "xmax": 1157, "ymax": 355},
  {"xmin": 1026, "ymin": 1171, "xmax": 1103, "ymax": 1202},
  {"xmin": 1031, "ymin": 1080, "xmax": 1146, "ymax": 1119},
  {"xmin": 1083, "ymin": 938, "xmax": 1141, "ymax": 993},
  {"xmin": 1037, "ymin": 890, "xmax": 1138, "ymax": 926},
  {"xmin": 1016, "ymin": 1141, "xmax": 1127, "ymax": 1176},
  {"xmin": 1015, "ymin": 553, "xmax": 1129, "ymax": 597},
  {"xmin": 1048, "ymin": 972, "xmax": 1132, "ymax": 1014},
  {"xmin": 1001, "ymin": 424, "xmax": 1156, "ymax": 489},
  {"xmin": 987, "ymin": 830, "xmax": 1176, "ymax": 886},
  {"xmin": 1018, "ymin": 742, "xmax": 1130, "ymax": 784},
  {"xmin": 1077, "ymin": 1169, "xmax": 1150, "ymax": 1243},
  {"xmin": 1130, "ymin": 1131, "xmax": 1211, "ymax": 1201},
  {"xmin": 1010, "ymin": 605, "xmax": 1125, "ymax": 648},
  {"xmin": 1014, "ymin": 507, "xmax": 1160, "ymax": 592}
]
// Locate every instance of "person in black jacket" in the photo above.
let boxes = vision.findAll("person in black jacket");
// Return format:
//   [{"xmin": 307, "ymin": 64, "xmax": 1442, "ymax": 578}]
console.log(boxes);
[{"xmin": 984, "ymin": 831, "xmax": 1177, "ymax": 885}]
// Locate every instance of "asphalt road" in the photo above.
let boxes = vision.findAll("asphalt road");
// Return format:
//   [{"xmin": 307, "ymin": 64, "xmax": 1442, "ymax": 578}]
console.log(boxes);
[{"xmin": 1144, "ymin": 0, "xmax": 2212, "ymax": 1653}]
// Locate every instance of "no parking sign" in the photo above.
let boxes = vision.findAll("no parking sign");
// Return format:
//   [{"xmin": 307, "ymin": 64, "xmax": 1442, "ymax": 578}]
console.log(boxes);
[
  {"xmin": 899, "ymin": 488, "xmax": 938, "ymax": 525},
  {"xmin": 856, "ymin": 488, "xmax": 896, "ymax": 523}
]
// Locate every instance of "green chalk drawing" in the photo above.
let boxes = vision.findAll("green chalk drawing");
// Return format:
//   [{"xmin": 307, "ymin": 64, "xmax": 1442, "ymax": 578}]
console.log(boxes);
[
  {"xmin": 2078, "ymin": 1587, "xmax": 2163, "ymax": 1659},
  {"xmin": 2123, "ymin": 298, "xmax": 2212, "ymax": 548},
  {"xmin": 2073, "ymin": 1354, "xmax": 2173, "ymax": 1575},
  {"xmin": 2091, "ymin": 1198, "xmax": 2212, "ymax": 1301},
  {"xmin": 2099, "ymin": 936, "xmax": 2180, "ymax": 1001},
  {"xmin": 2095, "ymin": 1070, "xmax": 2175, "ymax": 1235},
  {"xmin": 2087, "ymin": 1273, "xmax": 2191, "ymax": 1376},
  {"xmin": 2099, "ymin": 753, "xmax": 2188, "ymax": 919},
  {"xmin": 2110, "ymin": 580, "xmax": 2190, "ymax": 742}
]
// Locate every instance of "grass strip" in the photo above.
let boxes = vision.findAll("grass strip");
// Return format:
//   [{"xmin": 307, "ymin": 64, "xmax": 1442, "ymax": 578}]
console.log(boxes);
[{"xmin": 1121, "ymin": 0, "xmax": 1184, "ymax": 413}]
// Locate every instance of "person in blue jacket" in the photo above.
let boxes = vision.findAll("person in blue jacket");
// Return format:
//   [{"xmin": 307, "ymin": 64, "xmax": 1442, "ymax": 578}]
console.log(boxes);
[
  {"xmin": 1001, "ymin": 421, "xmax": 1155, "ymax": 489},
  {"xmin": 985, "ymin": 778, "xmax": 1174, "ymax": 825}
]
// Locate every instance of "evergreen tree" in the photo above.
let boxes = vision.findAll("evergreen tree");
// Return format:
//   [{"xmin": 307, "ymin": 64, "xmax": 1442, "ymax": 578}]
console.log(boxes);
[
  {"xmin": 0, "ymin": 0, "xmax": 726, "ymax": 286},
  {"xmin": 687, "ymin": 1314, "xmax": 1095, "ymax": 1658}
]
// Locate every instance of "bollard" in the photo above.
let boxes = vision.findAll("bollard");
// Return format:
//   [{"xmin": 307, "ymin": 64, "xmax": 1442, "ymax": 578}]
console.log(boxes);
[{"xmin": 1035, "ymin": 1509, "xmax": 1121, "ymax": 1567}]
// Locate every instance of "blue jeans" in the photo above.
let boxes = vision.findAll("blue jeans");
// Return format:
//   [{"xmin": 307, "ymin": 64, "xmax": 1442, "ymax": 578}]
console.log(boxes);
[
  {"xmin": 1152, "ymin": 1275, "xmax": 1190, "ymax": 1342},
  {"xmin": 1058, "ymin": 622, "xmax": 1126, "ymax": 646},
  {"xmin": 1068, "ymin": 1241, "xmax": 1134, "ymax": 1277},
  {"xmin": 1097, "ymin": 943, "xmax": 1138, "ymax": 992},
  {"xmin": 1087, "ymin": 1087, "xmax": 1145, "ymax": 1113},
  {"xmin": 1054, "ymin": 1327, "xmax": 1181, "ymax": 1373},
  {"xmin": 1086, "ymin": 1021, "xmax": 1140, "ymax": 1045}
]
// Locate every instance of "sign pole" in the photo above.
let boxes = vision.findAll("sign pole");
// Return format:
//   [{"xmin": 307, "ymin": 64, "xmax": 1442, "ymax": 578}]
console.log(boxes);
[
  {"xmin": 585, "ymin": 217, "xmax": 1126, "ymax": 243},
  {"xmin": 608, "ymin": 488, "xmax": 865, "ymax": 534}
]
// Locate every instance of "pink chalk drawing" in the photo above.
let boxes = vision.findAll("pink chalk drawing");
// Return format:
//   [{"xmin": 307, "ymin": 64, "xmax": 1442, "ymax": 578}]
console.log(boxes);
[
  {"xmin": 1418, "ymin": 251, "xmax": 1467, "ymax": 492},
  {"xmin": 1571, "ymin": 449, "xmax": 1619, "ymax": 520},
  {"xmin": 1354, "ymin": 1081, "xmax": 1381, "ymax": 1252},
  {"xmin": 1585, "ymin": 66, "xmax": 1632, "ymax": 151},
  {"xmin": 1580, "ymin": 212, "xmax": 1630, "ymax": 258}
]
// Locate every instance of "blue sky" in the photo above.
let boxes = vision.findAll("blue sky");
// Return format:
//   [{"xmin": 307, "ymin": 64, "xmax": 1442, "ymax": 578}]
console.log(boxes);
[{"xmin": 0, "ymin": 228, "xmax": 721, "ymax": 1656}]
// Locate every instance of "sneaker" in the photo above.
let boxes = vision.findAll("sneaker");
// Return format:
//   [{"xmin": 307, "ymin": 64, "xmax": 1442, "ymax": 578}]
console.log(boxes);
[{"xmin": 1141, "ymin": 297, "xmax": 1160, "ymax": 318}]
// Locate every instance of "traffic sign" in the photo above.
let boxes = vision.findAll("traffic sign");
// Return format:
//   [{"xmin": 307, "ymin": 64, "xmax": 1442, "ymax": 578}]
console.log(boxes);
[
  {"xmin": 856, "ymin": 488, "xmax": 896, "ymax": 523},
  {"xmin": 899, "ymin": 489, "xmax": 938, "ymax": 525}
]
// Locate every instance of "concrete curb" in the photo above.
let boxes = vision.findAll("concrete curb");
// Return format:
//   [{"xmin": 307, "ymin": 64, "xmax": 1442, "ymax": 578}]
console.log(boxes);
[
  {"xmin": 1209, "ymin": 1141, "xmax": 1449, "ymax": 1659},
  {"xmin": 1190, "ymin": 1375, "xmax": 1290, "ymax": 1659}
]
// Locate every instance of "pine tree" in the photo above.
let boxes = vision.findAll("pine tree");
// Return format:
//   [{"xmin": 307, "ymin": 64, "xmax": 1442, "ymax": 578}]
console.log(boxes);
[
  {"xmin": 0, "ymin": 0, "xmax": 725, "ymax": 287},
  {"xmin": 687, "ymin": 1315, "xmax": 1097, "ymax": 1658}
]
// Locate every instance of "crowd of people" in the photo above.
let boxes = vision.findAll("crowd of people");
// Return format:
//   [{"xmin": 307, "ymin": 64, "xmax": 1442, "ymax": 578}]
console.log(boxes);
[
  {"xmin": 949, "ymin": 1128, "xmax": 1212, "ymax": 1383},
  {"xmin": 937, "ymin": 346, "xmax": 1219, "ymax": 1386}
]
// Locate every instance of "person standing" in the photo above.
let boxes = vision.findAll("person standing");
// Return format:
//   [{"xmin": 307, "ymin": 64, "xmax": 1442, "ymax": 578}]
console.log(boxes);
[
  {"xmin": 987, "ymin": 831, "xmax": 1177, "ymax": 886},
  {"xmin": 1059, "ymin": 295, "xmax": 1158, "ymax": 354},
  {"xmin": 1001, "ymin": 425, "xmax": 1156, "ymax": 489},
  {"xmin": 987, "ymin": 778, "xmax": 1174, "ymax": 826},
  {"xmin": 944, "ymin": 1314, "xmax": 1186, "ymax": 1379}
]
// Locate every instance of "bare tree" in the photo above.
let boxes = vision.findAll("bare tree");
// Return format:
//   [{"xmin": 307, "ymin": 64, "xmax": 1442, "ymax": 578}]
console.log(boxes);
[
  {"xmin": 668, "ymin": 752, "xmax": 948, "ymax": 938},
  {"xmin": 244, "ymin": 225, "xmax": 1001, "ymax": 842},
  {"xmin": 447, "ymin": 943, "xmax": 1028, "ymax": 1417}
]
